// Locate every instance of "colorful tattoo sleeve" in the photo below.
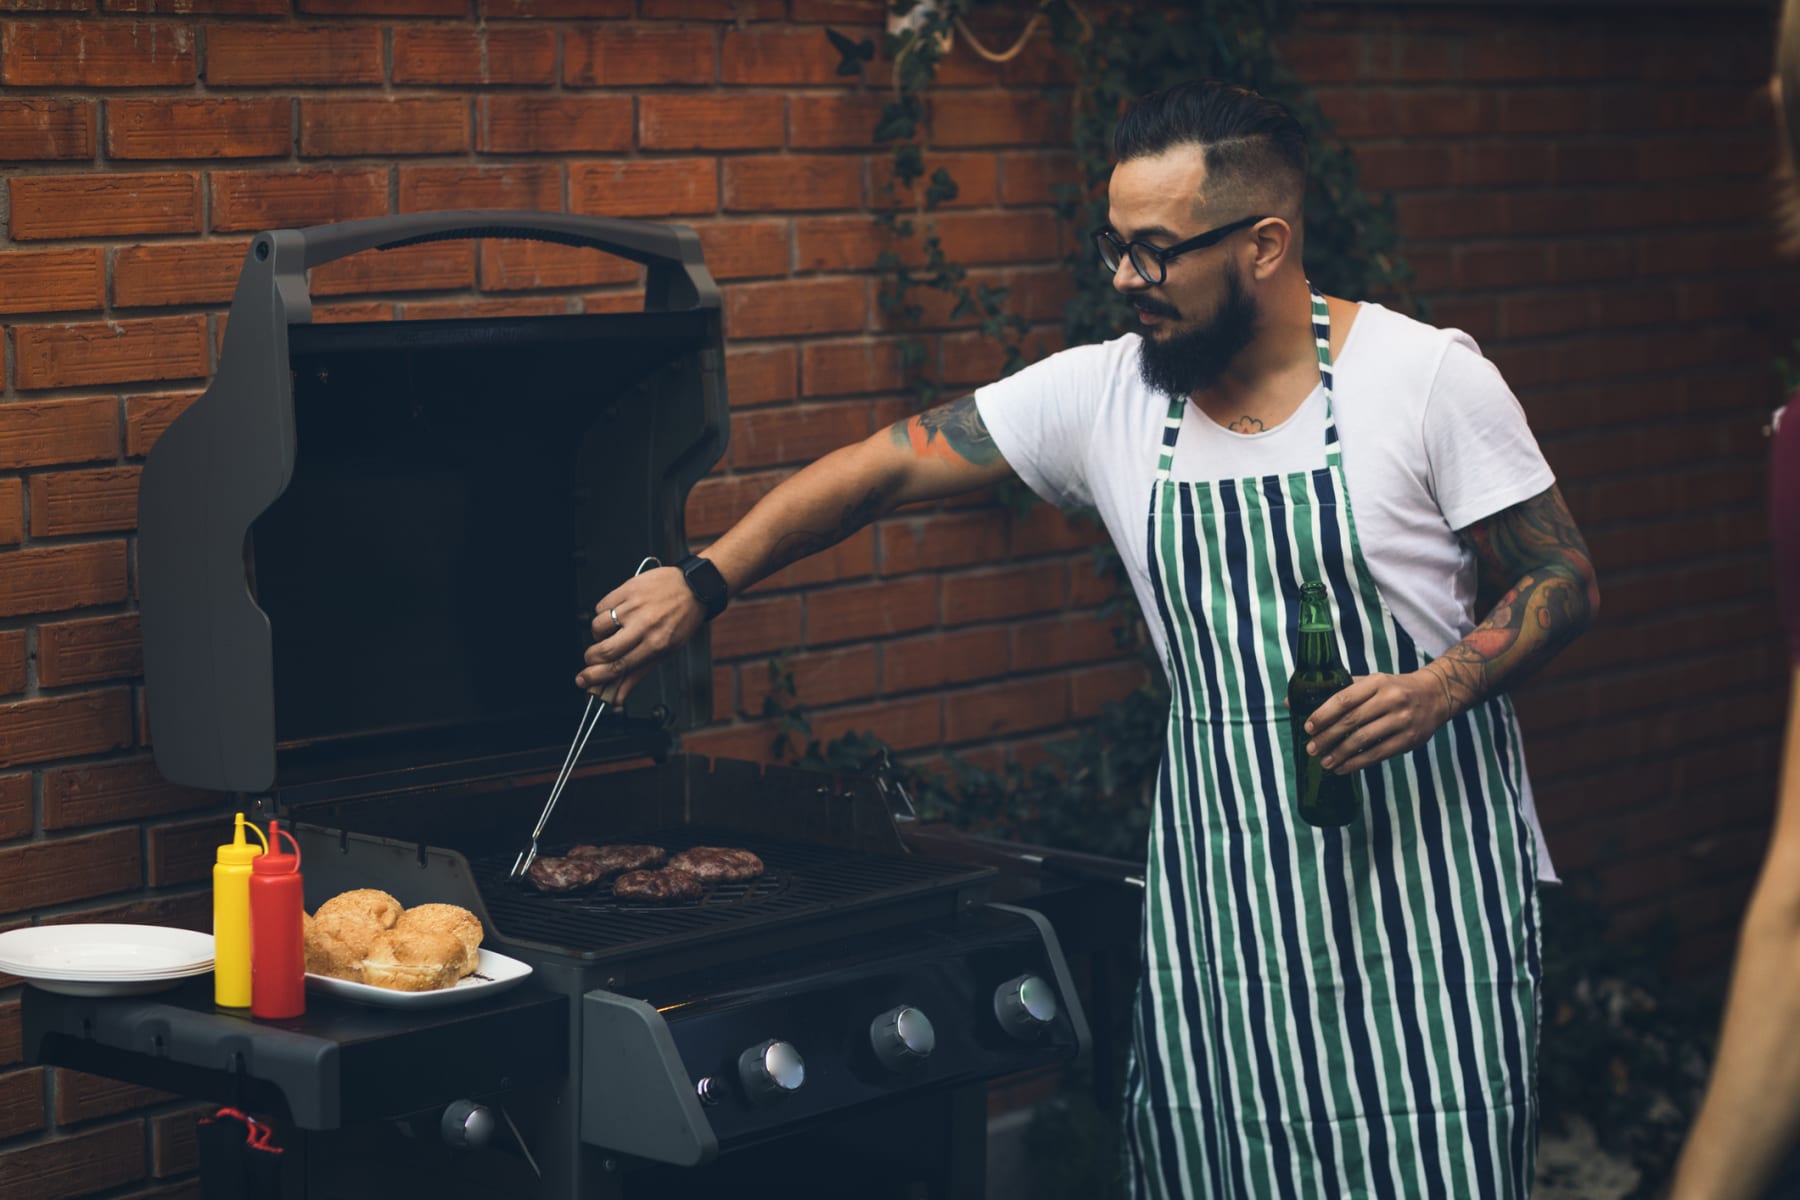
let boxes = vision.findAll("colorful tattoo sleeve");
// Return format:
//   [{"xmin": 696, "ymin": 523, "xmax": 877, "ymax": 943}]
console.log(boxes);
[
  {"xmin": 1427, "ymin": 485, "xmax": 1599, "ymax": 716},
  {"xmin": 887, "ymin": 396, "xmax": 1002, "ymax": 466}
]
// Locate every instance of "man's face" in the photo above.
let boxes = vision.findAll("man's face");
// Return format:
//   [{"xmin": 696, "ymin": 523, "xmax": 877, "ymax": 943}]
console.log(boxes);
[{"xmin": 1106, "ymin": 147, "xmax": 1261, "ymax": 398}]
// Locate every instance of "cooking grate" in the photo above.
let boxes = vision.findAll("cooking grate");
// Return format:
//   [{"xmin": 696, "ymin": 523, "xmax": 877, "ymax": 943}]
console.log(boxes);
[{"xmin": 468, "ymin": 830, "xmax": 980, "ymax": 959}]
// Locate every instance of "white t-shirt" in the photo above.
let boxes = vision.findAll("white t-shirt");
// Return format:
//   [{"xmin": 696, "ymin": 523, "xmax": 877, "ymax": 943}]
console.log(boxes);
[{"xmin": 975, "ymin": 301, "xmax": 1558, "ymax": 879}]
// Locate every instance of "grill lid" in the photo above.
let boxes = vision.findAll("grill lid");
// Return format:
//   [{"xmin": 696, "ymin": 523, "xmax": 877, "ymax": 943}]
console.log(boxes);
[{"xmin": 137, "ymin": 212, "xmax": 727, "ymax": 795}]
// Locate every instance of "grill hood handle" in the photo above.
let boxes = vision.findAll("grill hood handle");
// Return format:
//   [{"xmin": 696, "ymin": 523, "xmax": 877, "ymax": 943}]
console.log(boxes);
[{"xmin": 288, "ymin": 210, "xmax": 720, "ymax": 313}]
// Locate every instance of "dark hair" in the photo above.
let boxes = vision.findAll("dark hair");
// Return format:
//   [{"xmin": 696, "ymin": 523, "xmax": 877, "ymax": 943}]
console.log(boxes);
[{"xmin": 1113, "ymin": 81, "xmax": 1308, "ymax": 220}]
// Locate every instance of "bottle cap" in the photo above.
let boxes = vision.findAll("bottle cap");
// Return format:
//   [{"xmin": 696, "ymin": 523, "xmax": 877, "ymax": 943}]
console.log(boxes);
[
  {"xmin": 251, "ymin": 820, "xmax": 302, "ymax": 875},
  {"xmin": 216, "ymin": 812, "xmax": 268, "ymax": 867}
]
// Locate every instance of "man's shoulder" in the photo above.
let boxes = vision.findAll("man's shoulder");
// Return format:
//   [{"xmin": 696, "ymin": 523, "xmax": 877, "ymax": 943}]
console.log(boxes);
[{"xmin": 1338, "ymin": 301, "xmax": 1489, "ymax": 397}]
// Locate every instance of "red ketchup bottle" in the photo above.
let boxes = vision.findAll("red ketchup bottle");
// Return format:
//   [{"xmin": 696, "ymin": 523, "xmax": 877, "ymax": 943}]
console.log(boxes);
[{"xmin": 249, "ymin": 821, "xmax": 306, "ymax": 1019}]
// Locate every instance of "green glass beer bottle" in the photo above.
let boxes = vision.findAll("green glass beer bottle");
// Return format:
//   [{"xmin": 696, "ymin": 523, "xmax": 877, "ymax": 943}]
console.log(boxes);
[{"xmin": 1287, "ymin": 581, "xmax": 1359, "ymax": 827}]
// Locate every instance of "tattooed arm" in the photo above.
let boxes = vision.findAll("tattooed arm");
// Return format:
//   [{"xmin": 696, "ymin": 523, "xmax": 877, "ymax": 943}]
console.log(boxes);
[
  {"xmin": 574, "ymin": 397, "xmax": 1013, "ymax": 694},
  {"xmin": 1302, "ymin": 485, "xmax": 1599, "ymax": 774}
]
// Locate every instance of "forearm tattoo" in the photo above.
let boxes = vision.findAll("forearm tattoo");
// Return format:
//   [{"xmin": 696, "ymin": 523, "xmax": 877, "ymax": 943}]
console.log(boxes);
[
  {"xmin": 1428, "ymin": 485, "xmax": 1599, "ymax": 717},
  {"xmin": 768, "ymin": 486, "xmax": 889, "ymax": 575},
  {"xmin": 888, "ymin": 396, "xmax": 1001, "ymax": 466}
]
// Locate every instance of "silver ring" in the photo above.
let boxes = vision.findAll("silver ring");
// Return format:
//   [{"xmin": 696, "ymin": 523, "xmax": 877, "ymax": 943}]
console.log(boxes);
[{"xmin": 609, "ymin": 607, "xmax": 622, "ymax": 630}]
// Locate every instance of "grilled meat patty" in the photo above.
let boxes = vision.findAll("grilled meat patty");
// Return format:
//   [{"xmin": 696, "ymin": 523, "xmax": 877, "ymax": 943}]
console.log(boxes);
[
  {"xmin": 525, "ymin": 855, "xmax": 608, "ymax": 893},
  {"xmin": 667, "ymin": 846, "xmax": 765, "ymax": 883},
  {"xmin": 566, "ymin": 843, "xmax": 667, "ymax": 876},
  {"xmin": 612, "ymin": 867, "xmax": 703, "ymax": 902}
]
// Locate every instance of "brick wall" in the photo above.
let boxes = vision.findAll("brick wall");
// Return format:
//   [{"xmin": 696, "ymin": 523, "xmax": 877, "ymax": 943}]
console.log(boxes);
[{"xmin": 0, "ymin": 0, "xmax": 1789, "ymax": 1194}]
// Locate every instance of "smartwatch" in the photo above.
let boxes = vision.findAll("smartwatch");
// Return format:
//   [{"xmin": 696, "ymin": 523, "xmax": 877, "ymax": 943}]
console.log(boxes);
[{"xmin": 676, "ymin": 555, "xmax": 730, "ymax": 621}]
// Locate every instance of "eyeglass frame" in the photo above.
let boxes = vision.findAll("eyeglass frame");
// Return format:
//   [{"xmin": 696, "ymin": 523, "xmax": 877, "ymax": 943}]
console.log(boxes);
[{"xmin": 1091, "ymin": 214, "xmax": 1269, "ymax": 286}]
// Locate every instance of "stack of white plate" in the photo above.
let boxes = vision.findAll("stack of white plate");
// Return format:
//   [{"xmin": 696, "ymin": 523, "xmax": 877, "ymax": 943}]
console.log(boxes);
[{"xmin": 0, "ymin": 924, "xmax": 215, "ymax": 996}]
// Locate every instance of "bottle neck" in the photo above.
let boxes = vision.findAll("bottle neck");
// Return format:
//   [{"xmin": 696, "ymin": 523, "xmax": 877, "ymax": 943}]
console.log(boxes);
[{"xmin": 1297, "ymin": 626, "xmax": 1339, "ymax": 671}]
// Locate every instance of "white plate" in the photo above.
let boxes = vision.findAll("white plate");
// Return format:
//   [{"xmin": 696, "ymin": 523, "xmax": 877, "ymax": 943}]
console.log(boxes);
[
  {"xmin": 23, "ymin": 972, "xmax": 204, "ymax": 998},
  {"xmin": 306, "ymin": 949, "xmax": 532, "ymax": 1010},
  {"xmin": 0, "ymin": 924, "xmax": 214, "ymax": 980}
]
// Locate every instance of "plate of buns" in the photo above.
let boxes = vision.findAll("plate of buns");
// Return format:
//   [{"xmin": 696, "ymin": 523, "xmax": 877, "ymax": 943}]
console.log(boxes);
[{"xmin": 303, "ymin": 889, "xmax": 531, "ymax": 1009}]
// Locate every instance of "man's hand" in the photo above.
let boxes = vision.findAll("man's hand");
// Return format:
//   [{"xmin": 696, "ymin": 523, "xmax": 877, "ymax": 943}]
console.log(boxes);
[
  {"xmin": 1301, "ymin": 669, "xmax": 1454, "ymax": 775},
  {"xmin": 574, "ymin": 566, "xmax": 705, "ymax": 702}
]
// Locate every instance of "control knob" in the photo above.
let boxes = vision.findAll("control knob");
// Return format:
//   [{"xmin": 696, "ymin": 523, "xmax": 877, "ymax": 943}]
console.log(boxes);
[
  {"xmin": 870, "ymin": 1005, "xmax": 936, "ymax": 1072},
  {"xmin": 738, "ymin": 1039, "xmax": 805, "ymax": 1101},
  {"xmin": 994, "ymin": 974, "xmax": 1058, "ymax": 1040},
  {"xmin": 439, "ymin": 1100, "xmax": 495, "ymax": 1150}
]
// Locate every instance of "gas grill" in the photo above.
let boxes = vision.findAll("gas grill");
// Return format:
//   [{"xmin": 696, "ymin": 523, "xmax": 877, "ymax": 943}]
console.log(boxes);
[{"xmin": 21, "ymin": 212, "xmax": 1089, "ymax": 1200}]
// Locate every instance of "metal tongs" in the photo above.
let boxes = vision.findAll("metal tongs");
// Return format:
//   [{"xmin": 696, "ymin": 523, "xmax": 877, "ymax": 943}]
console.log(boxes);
[{"xmin": 510, "ymin": 556, "xmax": 660, "ymax": 879}]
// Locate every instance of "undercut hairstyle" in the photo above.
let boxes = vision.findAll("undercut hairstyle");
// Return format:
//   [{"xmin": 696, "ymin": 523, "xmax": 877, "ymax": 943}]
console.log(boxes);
[
  {"xmin": 1113, "ymin": 81, "xmax": 1308, "ymax": 223},
  {"xmin": 1777, "ymin": 0, "xmax": 1800, "ymax": 253}
]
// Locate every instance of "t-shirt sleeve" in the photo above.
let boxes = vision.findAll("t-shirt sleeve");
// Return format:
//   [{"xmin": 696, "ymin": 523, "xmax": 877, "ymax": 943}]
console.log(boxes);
[
  {"xmin": 973, "ymin": 344, "xmax": 1110, "ymax": 511},
  {"xmin": 1423, "ymin": 332, "xmax": 1557, "ymax": 532},
  {"xmin": 1771, "ymin": 397, "xmax": 1800, "ymax": 663}
]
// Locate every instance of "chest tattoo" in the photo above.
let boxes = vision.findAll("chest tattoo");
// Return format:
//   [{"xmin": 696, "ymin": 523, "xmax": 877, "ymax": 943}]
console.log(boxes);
[{"xmin": 1226, "ymin": 416, "xmax": 1265, "ymax": 435}]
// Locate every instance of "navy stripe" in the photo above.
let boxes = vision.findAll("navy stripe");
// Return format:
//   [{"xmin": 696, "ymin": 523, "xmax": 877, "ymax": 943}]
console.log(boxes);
[{"xmin": 1483, "ymin": 701, "xmax": 1542, "ymax": 1190}]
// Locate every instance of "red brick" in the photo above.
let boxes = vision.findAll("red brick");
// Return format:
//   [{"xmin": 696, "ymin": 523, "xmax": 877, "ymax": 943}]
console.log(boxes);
[
  {"xmin": 739, "ymin": 645, "xmax": 877, "ymax": 716},
  {"xmin": 805, "ymin": 575, "xmax": 938, "ymax": 645},
  {"xmin": 882, "ymin": 627, "xmax": 1008, "ymax": 694},
  {"xmin": 210, "ymin": 167, "xmax": 387, "ymax": 232},
  {"xmin": 38, "ymin": 614, "xmax": 142, "ymax": 690},
  {"xmin": 729, "ymin": 400, "xmax": 870, "ymax": 470},
  {"xmin": 1008, "ymin": 504, "xmax": 1102, "ymax": 557},
  {"xmin": 945, "ymin": 676, "xmax": 1068, "ymax": 744},
  {"xmin": 0, "ymin": 398, "xmax": 117, "ymax": 469},
  {"xmin": 480, "ymin": 239, "xmax": 637, "ymax": 292},
  {"xmin": 29, "ymin": 467, "xmax": 139, "ymax": 537},
  {"xmin": 571, "ymin": 159, "xmax": 718, "ymax": 218},
  {"xmin": 0, "ymin": 823, "xmax": 139, "ymax": 910},
  {"xmin": 686, "ymin": 470, "xmax": 784, "ymax": 539},
  {"xmin": 106, "ymin": 0, "xmax": 289, "ymax": 11},
  {"xmin": 106, "ymin": 97, "xmax": 289, "ymax": 160},
  {"xmin": 790, "ymin": 0, "xmax": 882, "ymax": 18},
  {"xmin": 402, "ymin": 295, "xmax": 571, "ymax": 321},
  {"xmin": 725, "ymin": 154, "xmax": 863, "ymax": 212},
  {"xmin": 642, "ymin": 0, "xmax": 782, "ymax": 15},
  {"xmin": 151, "ymin": 1108, "xmax": 205, "ymax": 1178},
  {"xmin": 148, "ymin": 816, "xmax": 220, "ymax": 887},
  {"xmin": 204, "ymin": 25, "xmax": 384, "ymax": 86},
  {"xmin": 581, "ymin": 290, "xmax": 646, "ymax": 314},
  {"xmin": 879, "ymin": 511, "xmax": 1008, "ymax": 575},
  {"xmin": 394, "ymin": 25, "xmax": 556, "ymax": 85},
  {"xmin": 725, "ymin": 346, "xmax": 797, "ymax": 407},
  {"xmin": 726, "ymin": 277, "xmax": 867, "ymax": 340},
  {"xmin": 10, "ymin": 172, "xmax": 200, "ymax": 240},
  {"xmin": 0, "ymin": 248, "xmax": 103, "ymax": 315},
  {"xmin": 298, "ymin": 0, "xmax": 466, "ymax": 13},
  {"xmin": 565, "ymin": 26, "xmax": 714, "ymax": 87},
  {"xmin": 1070, "ymin": 660, "xmax": 1149, "ymax": 719},
  {"xmin": 793, "ymin": 215, "xmax": 887, "ymax": 273},
  {"xmin": 807, "ymin": 693, "xmax": 941, "ymax": 753},
  {"xmin": 693, "ymin": 220, "xmax": 790, "ymax": 282},
  {"xmin": 0, "ymin": 1000, "xmax": 17, "ymax": 1066},
  {"xmin": 928, "ymin": 93, "xmax": 1066, "ymax": 148},
  {"xmin": 0, "ymin": 98, "xmax": 94, "ymax": 160},
  {"xmin": 802, "ymin": 338, "xmax": 905, "ymax": 397},
  {"xmin": 722, "ymin": 27, "xmax": 862, "ymax": 85},
  {"xmin": 941, "ymin": 562, "xmax": 1067, "ymax": 624},
  {"xmin": 0, "ymin": 543, "xmax": 129, "ymax": 616},
  {"xmin": 0, "ymin": 633, "xmax": 22, "ymax": 695},
  {"xmin": 398, "ymin": 164, "xmax": 561, "ymax": 214},
  {"xmin": 54, "ymin": 1069, "xmax": 172, "ymax": 1127},
  {"xmin": 789, "ymin": 93, "xmax": 886, "ymax": 150},
  {"xmin": 113, "ymin": 240, "xmax": 249, "ymax": 309},
  {"xmin": 14, "ymin": 316, "xmax": 207, "ymax": 390},
  {"xmin": 314, "ymin": 301, "xmax": 395, "ymax": 324},
  {"xmin": 0, "ymin": 1067, "xmax": 39, "ymax": 1140},
  {"xmin": 763, "ymin": 527, "xmax": 875, "ymax": 590},
  {"xmin": 641, "ymin": 94, "xmax": 785, "ymax": 152},
  {"xmin": 999, "ymin": 150, "xmax": 1076, "ymax": 206},
  {"xmin": 872, "ymin": 151, "xmax": 999, "ymax": 209},
  {"xmin": 0, "ymin": 780, "xmax": 28, "ymax": 845},
  {"xmin": 482, "ymin": 0, "xmax": 631, "ymax": 15},
  {"xmin": 478, "ymin": 95, "xmax": 634, "ymax": 154},
  {"xmin": 2, "ymin": 20, "xmax": 194, "ymax": 86},
  {"xmin": 125, "ymin": 391, "xmax": 198, "ymax": 458},
  {"xmin": 43, "ymin": 756, "xmax": 214, "ymax": 830},
  {"xmin": 300, "ymin": 97, "xmax": 470, "ymax": 158},
  {"xmin": 709, "ymin": 594, "xmax": 803, "ymax": 660},
  {"xmin": 0, "ymin": 483, "xmax": 17, "ymax": 548},
  {"xmin": 309, "ymin": 242, "xmax": 474, "ymax": 297}
]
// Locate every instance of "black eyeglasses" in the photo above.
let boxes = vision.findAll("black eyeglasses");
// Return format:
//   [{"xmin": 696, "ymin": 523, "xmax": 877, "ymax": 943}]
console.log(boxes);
[{"xmin": 1092, "ymin": 215, "xmax": 1267, "ymax": 285}]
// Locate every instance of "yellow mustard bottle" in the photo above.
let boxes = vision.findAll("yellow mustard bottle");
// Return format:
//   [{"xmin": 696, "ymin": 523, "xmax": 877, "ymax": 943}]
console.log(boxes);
[{"xmin": 213, "ymin": 813, "xmax": 267, "ymax": 1008}]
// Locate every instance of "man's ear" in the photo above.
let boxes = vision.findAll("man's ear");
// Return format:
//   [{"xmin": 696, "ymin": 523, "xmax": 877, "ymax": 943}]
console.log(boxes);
[{"xmin": 1246, "ymin": 217, "xmax": 1292, "ymax": 281}]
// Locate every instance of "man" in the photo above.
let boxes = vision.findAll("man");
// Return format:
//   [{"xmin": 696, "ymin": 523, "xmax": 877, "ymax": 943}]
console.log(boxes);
[{"xmin": 577, "ymin": 81, "xmax": 1597, "ymax": 1198}]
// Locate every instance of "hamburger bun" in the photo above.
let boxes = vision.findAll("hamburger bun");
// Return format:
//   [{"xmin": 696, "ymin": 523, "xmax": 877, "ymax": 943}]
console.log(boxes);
[
  {"xmin": 361, "ymin": 929, "xmax": 464, "ymax": 992},
  {"xmin": 393, "ymin": 903, "xmax": 483, "ymax": 977},
  {"xmin": 314, "ymin": 888, "xmax": 402, "ymax": 930}
]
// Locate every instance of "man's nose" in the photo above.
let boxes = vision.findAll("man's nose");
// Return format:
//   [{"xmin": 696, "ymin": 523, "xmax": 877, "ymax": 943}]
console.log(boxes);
[{"xmin": 1111, "ymin": 256, "xmax": 1146, "ymax": 293}]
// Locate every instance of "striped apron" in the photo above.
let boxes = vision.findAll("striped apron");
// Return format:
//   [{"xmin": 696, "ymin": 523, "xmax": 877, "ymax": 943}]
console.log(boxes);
[{"xmin": 1122, "ymin": 287, "xmax": 1542, "ymax": 1199}]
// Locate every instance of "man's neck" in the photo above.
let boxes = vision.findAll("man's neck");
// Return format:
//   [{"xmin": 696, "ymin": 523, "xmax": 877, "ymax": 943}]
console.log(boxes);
[{"xmin": 1189, "ymin": 276, "xmax": 1328, "ymax": 433}]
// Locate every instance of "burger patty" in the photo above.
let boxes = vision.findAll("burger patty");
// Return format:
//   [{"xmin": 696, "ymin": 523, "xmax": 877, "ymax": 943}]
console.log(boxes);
[
  {"xmin": 525, "ymin": 855, "xmax": 608, "ymax": 893},
  {"xmin": 667, "ymin": 846, "xmax": 765, "ymax": 883},
  {"xmin": 611, "ymin": 867, "xmax": 703, "ymax": 902},
  {"xmin": 566, "ymin": 843, "xmax": 667, "ymax": 876}
]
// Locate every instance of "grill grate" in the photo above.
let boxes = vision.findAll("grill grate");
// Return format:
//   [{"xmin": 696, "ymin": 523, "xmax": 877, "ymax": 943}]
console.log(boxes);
[{"xmin": 469, "ymin": 830, "xmax": 979, "ymax": 958}]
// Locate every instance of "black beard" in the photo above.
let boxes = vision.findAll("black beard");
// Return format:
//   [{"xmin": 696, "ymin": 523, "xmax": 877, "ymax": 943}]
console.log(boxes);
[{"xmin": 1136, "ymin": 266, "xmax": 1259, "ymax": 399}]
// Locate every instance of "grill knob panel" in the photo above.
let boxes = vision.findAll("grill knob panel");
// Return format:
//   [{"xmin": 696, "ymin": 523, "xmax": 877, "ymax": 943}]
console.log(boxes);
[
  {"xmin": 738, "ymin": 1038, "xmax": 805, "ymax": 1101},
  {"xmin": 870, "ymin": 1005, "xmax": 936, "ymax": 1072},
  {"xmin": 440, "ymin": 1099, "xmax": 494, "ymax": 1150},
  {"xmin": 994, "ymin": 973, "xmax": 1058, "ymax": 1040}
]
